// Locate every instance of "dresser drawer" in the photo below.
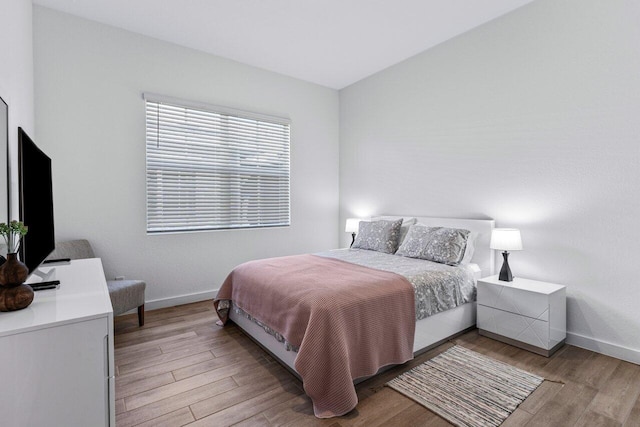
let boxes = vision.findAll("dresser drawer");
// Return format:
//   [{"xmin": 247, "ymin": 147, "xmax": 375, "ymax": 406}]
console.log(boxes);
[
  {"xmin": 477, "ymin": 280, "xmax": 549, "ymax": 321},
  {"xmin": 477, "ymin": 305, "xmax": 550, "ymax": 349}
]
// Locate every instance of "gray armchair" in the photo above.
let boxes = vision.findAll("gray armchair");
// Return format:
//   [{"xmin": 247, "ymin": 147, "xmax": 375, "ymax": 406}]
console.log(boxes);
[{"xmin": 47, "ymin": 240, "xmax": 146, "ymax": 326}]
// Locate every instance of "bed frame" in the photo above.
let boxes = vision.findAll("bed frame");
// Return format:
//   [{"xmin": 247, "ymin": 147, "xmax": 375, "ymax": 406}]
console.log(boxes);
[{"xmin": 229, "ymin": 215, "xmax": 495, "ymax": 380}]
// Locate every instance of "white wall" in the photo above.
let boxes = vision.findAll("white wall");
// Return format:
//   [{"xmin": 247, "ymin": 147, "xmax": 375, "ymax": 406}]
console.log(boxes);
[
  {"xmin": 0, "ymin": 0, "xmax": 34, "ymax": 219},
  {"xmin": 33, "ymin": 7, "xmax": 340, "ymax": 307},
  {"xmin": 340, "ymin": 0, "xmax": 640, "ymax": 363}
]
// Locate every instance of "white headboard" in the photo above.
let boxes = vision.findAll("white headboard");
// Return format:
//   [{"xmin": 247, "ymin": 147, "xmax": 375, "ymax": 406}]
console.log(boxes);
[{"xmin": 375, "ymin": 215, "xmax": 495, "ymax": 277}]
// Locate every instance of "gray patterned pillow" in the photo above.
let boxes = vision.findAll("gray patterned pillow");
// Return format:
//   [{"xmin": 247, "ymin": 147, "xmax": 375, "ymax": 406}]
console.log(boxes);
[
  {"xmin": 396, "ymin": 225, "xmax": 470, "ymax": 266},
  {"xmin": 352, "ymin": 219, "xmax": 403, "ymax": 254},
  {"xmin": 371, "ymin": 216, "xmax": 417, "ymax": 244}
]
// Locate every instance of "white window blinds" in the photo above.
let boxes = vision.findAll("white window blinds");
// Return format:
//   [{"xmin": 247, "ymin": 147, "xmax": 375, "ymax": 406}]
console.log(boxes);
[{"xmin": 145, "ymin": 95, "xmax": 290, "ymax": 233}]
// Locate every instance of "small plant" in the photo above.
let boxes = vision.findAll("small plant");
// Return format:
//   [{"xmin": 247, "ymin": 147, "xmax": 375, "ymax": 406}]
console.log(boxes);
[{"xmin": 0, "ymin": 221, "xmax": 28, "ymax": 254}]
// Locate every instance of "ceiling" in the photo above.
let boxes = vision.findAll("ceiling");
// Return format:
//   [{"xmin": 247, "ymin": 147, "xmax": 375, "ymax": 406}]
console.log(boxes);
[{"xmin": 33, "ymin": 0, "xmax": 534, "ymax": 89}]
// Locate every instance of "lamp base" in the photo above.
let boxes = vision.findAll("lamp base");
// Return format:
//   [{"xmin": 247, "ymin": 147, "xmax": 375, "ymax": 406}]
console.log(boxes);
[
  {"xmin": 499, "ymin": 251, "xmax": 513, "ymax": 282},
  {"xmin": 350, "ymin": 233, "xmax": 356, "ymax": 247}
]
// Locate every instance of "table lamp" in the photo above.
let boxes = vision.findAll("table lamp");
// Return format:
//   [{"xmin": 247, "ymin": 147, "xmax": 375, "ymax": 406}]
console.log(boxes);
[
  {"xmin": 345, "ymin": 218, "xmax": 361, "ymax": 247},
  {"xmin": 490, "ymin": 228, "xmax": 523, "ymax": 282}
]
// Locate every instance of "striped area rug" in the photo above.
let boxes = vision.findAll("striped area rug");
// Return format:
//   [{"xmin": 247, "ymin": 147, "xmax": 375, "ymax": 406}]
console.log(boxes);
[{"xmin": 387, "ymin": 345, "xmax": 543, "ymax": 427}]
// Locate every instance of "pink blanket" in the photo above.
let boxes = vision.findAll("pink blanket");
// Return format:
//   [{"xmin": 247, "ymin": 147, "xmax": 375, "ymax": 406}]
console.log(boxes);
[{"xmin": 214, "ymin": 254, "xmax": 416, "ymax": 418}]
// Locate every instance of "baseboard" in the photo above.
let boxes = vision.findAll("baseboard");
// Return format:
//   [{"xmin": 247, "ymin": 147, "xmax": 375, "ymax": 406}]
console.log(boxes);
[
  {"xmin": 116, "ymin": 289, "xmax": 219, "ymax": 315},
  {"xmin": 566, "ymin": 332, "xmax": 640, "ymax": 365}
]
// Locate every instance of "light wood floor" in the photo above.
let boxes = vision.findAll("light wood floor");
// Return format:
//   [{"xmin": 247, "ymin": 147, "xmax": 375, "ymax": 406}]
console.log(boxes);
[{"xmin": 114, "ymin": 301, "xmax": 640, "ymax": 427}]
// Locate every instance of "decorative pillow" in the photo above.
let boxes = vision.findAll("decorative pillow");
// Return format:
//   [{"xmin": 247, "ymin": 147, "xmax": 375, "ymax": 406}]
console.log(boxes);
[
  {"xmin": 371, "ymin": 216, "xmax": 417, "ymax": 245},
  {"xmin": 352, "ymin": 219, "xmax": 403, "ymax": 254},
  {"xmin": 396, "ymin": 225, "xmax": 470, "ymax": 266}
]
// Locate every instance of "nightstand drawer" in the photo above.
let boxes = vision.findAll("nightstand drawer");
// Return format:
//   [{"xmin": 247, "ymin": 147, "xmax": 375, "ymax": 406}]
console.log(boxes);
[
  {"xmin": 477, "ymin": 281, "xmax": 549, "ymax": 321},
  {"xmin": 477, "ymin": 305, "xmax": 549, "ymax": 349},
  {"xmin": 477, "ymin": 275, "xmax": 566, "ymax": 356}
]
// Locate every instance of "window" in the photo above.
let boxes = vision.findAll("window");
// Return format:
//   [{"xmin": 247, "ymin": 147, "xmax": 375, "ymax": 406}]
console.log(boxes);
[{"xmin": 144, "ymin": 94, "xmax": 290, "ymax": 233}]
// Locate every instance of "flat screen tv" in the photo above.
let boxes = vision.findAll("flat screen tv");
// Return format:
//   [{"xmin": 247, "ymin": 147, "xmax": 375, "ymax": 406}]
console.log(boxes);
[{"xmin": 18, "ymin": 128, "xmax": 55, "ymax": 274}]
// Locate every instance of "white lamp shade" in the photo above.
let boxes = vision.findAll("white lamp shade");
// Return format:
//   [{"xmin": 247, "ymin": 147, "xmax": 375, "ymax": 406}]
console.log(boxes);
[
  {"xmin": 490, "ymin": 228, "xmax": 523, "ymax": 251},
  {"xmin": 345, "ymin": 218, "xmax": 361, "ymax": 233}
]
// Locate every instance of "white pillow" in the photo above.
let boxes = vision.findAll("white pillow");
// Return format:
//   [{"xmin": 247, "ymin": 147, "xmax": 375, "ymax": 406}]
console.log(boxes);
[{"xmin": 460, "ymin": 231, "xmax": 478, "ymax": 264}]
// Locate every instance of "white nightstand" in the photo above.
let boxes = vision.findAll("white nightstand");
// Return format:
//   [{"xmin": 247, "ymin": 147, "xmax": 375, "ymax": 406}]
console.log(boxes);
[{"xmin": 477, "ymin": 275, "xmax": 566, "ymax": 357}]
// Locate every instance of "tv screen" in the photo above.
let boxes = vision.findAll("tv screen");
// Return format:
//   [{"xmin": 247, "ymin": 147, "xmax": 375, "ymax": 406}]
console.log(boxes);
[{"xmin": 18, "ymin": 128, "xmax": 55, "ymax": 273}]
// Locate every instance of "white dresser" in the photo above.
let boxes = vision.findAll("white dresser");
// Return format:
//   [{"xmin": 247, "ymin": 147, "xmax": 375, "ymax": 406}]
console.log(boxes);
[
  {"xmin": 0, "ymin": 258, "xmax": 115, "ymax": 426},
  {"xmin": 477, "ymin": 274, "xmax": 566, "ymax": 356}
]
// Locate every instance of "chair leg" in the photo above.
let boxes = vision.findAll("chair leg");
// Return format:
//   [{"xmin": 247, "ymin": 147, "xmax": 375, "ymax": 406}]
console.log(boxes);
[{"xmin": 137, "ymin": 304, "xmax": 145, "ymax": 327}]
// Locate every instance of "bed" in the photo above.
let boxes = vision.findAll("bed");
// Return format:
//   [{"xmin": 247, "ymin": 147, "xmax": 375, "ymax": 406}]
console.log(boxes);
[{"xmin": 215, "ymin": 215, "xmax": 495, "ymax": 417}]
